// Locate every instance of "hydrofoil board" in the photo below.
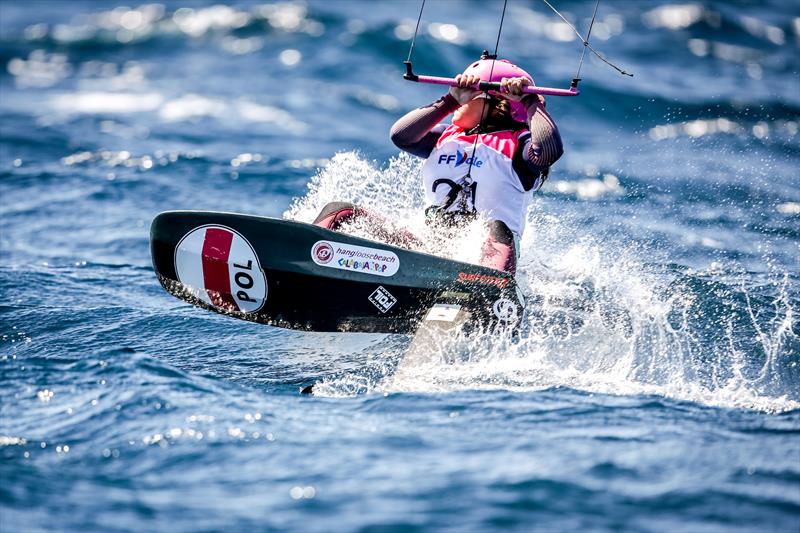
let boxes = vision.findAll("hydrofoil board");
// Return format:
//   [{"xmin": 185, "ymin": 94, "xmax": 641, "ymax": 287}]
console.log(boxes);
[{"xmin": 150, "ymin": 211, "xmax": 523, "ymax": 334}]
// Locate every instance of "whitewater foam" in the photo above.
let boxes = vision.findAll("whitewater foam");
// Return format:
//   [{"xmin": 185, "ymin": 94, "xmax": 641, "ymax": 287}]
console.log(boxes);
[{"xmin": 290, "ymin": 152, "xmax": 798, "ymax": 414}]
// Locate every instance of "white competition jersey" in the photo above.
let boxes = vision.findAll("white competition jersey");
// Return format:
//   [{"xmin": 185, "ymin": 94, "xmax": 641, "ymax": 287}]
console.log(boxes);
[{"xmin": 420, "ymin": 124, "xmax": 532, "ymax": 236}]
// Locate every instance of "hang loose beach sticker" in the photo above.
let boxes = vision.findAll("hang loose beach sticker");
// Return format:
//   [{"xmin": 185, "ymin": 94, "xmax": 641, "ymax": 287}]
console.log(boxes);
[
  {"xmin": 311, "ymin": 240, "xmax": 399, "ymax": 277},
  {"xmin": 175, "ymin": 225, "xmax": 267, "ymax": 313}
]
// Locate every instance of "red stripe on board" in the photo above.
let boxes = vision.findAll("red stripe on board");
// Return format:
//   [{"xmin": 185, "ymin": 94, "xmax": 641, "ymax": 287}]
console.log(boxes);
[{"xmin": 201, "ymin": 228, "xmax": 238, "ymax": 311}]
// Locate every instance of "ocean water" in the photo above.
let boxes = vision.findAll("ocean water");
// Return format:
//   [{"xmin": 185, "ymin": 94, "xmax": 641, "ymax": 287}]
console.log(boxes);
[{"xmin": 1, "ymin": 1, "xmax": 798, "ymax": 531}]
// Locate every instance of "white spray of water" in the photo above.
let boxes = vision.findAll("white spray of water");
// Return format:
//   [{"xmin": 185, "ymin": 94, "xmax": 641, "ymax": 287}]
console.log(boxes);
[
  {"xmin": 286, "ymin": 152, "xmax": 798, "ymax": 413},
  {"xmin": 285, "ymin": 151, "xmax": 489, "ymax": 265}
]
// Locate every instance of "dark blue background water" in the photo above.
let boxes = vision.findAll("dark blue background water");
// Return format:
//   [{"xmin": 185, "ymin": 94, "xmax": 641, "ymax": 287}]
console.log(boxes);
[{"xmin": 1, "ymin": 1, "xmax": 798, "ymax": 531}]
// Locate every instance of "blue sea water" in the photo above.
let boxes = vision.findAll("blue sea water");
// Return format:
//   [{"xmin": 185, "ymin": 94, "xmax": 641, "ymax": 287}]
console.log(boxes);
[{"xmin": 1, "ymin": 0, "xmax": 799, "ymax": 531}]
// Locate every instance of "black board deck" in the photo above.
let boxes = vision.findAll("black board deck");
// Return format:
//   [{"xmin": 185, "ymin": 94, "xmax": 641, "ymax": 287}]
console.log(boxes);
[{"xmin": 150, "ymin": 211, "xmax": 523, "ymax": 334}]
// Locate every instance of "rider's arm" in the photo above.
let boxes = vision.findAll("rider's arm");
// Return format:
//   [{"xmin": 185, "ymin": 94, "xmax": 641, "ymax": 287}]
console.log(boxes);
[
  {"xmin": 390, "ymin": 94, "xmax": 461, "ymax": 158},
  {"xmin": 513, "ymin": 97, "xmax": 564, "ymax": 191}
]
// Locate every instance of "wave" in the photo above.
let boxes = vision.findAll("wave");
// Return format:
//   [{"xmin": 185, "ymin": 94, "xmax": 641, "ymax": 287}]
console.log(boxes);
[{"xmin": 0, "ymin": 3, "xmax": 328, "ymax": 50}]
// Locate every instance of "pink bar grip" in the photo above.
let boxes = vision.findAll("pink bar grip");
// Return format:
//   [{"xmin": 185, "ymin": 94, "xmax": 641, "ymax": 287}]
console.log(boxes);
[{"xmin": 414, "ymin": 74, "xmax": 579, "ymax": 97}]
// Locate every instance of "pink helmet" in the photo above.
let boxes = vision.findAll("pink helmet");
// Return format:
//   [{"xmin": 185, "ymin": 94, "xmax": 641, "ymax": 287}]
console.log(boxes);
[{"xmin": 462, "ymin": 58, "xmax": 534, "ymax": 122}]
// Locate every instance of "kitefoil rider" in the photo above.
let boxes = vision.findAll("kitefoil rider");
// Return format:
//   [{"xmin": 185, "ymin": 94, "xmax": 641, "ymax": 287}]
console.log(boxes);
[{"xmin": 314, "ymin": 54, "xmax": 563, "ymax": 275}]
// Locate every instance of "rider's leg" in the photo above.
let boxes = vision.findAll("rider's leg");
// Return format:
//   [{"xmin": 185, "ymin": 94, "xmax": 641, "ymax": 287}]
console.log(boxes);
[
  {"xmin": 313, "ymin": 202, "xmax": 421, "ymax": 249},
  {"xmin": 480, "ymin": 220, "xmax": 517, "ymax": 275},
  {"xmin": 313, "ymin": 202, "xmax": 359, "ymax": 230}
]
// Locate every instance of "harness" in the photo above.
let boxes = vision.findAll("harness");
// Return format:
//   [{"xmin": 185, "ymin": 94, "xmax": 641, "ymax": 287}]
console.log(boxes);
[{"xmin": 425, "ymin": 175, "xmax": 477, "ymax": 223}]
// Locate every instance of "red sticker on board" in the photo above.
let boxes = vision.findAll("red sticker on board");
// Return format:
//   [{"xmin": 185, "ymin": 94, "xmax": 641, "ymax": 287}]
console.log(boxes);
[{"xmin": 174, "ymin": 225, "xmax": 267, "ymax": 313}]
